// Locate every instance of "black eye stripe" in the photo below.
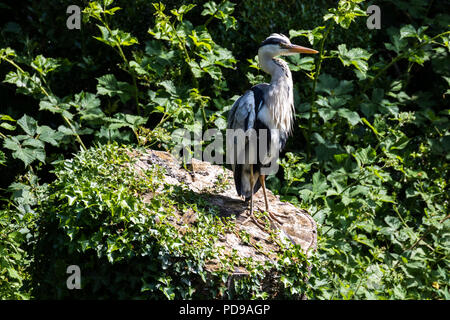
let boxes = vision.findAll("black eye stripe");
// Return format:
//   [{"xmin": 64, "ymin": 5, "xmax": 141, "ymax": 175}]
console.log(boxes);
[
  {"xmin": 260, "ymin": 38, "xmax": 284, "ymax": 47},
  {"xmin": 259, "ymin": 38, "xmax": 289, "ymax": 48}
]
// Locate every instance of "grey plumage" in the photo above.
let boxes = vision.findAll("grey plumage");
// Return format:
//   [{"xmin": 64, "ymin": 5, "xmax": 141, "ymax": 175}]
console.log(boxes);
[{"xmin": 227, "ymin": 33, "xmax": 318, "ymax": 214}]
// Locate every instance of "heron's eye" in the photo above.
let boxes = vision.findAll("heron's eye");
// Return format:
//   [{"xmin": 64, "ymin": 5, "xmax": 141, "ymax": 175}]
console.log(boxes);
[{"xmin": 279, "ymin": 43, "xmax": 289, "ymax": 49}]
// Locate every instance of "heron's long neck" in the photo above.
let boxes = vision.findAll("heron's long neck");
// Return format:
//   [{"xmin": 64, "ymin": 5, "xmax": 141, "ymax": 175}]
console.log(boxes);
[
  {"xmin": 259, "ymin": 56, "xmax": 291, "ymax": 83},
  {"xmin": 259, "ymin": 55, "xmax": 295, "ymax": 134}
]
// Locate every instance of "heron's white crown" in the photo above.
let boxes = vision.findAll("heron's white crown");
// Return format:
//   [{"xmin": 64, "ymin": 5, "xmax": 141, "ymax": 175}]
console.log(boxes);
[{"xmin": 258, "ymin": 33, "xmax": 296, "ymax": 57}]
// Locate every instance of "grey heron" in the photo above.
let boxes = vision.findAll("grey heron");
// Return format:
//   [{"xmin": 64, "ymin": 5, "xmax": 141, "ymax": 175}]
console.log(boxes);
[{"xmin": 227, "ymin": 33, "xmax": 318, "ymax": 226}]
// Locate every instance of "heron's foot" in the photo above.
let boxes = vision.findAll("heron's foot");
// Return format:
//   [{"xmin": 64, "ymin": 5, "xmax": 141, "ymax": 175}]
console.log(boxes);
[
  {"xmin": 257, "ymin": 207, "xmax": 285, "ymax": 225},
  {"xmin": 245, "ymin": 207, "xmax": 282, "ymax": 232},
  {"xmin": 241, "ymin": 212, "xmax": 252, "ymax": 225},
  {"xmin": 242, "ymin": 209, "xmax": 268, "ymax": 232}
]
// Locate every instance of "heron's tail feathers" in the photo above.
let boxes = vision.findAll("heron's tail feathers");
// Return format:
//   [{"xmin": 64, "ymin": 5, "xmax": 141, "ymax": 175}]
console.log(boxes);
[{"xmin": 234, "ymin": 164, "xmax": 261, "ymax": 199}]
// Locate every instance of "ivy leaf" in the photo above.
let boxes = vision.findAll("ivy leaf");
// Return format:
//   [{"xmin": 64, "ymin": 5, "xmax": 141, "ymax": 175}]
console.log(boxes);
[
  {"xmin": 31, "ymin": 55, "xmax": 60, "ymax": 76},
  {"xmin": 335, "ymin": 44, "xmax": 371, "ymax": 75},
  {"xmin": 129, "ymin": 60, "xmax": 149, "ymax": 76},
  {"xmin": 0, "ymin": 114, "xmax": 15, "ymax": 122},
  {"xmin": 201, "ymin": 1, "xmax": 237, "ymax": 30},
  {"xmin": 3, "ymin": 136, "xmax": 20, "ymax": 151},
  {"xmin": 214, "ymin": 117, "xmax": 227, "ymax": 130},
  {"xmin": 203, "ymin": 65, "xmax": 222, "ymax": 80},
  {"xmin": 333, "ymin": 80, "xmax": 354, "ymax": 96},
  {"xmin": 0, "ymin": 122, "xmax": 15, "ymax": 131},
  {"xmin": 385, "ymin": 216, "xmax": 401, "ymax": 230},
  {"xmin": 287, "ymin": 55, "xmax": 315, "ymax": 72},
  {"xmin": 58, "ymin": 125, "xmax": 76, "ymax": 136},
  {"xmin": 3, "ymin": 70, "xmax": 42, "ymax": 97},
  {"xmin": 324, "ymin": 2, "xmax": 366, "ymax": 29},
  {"xmin": 1, "ymin": 114, "xmax": 16, "ymax": 131},
  {"xmin": 318, "ymin": 107, "xmax": 337, "ymax": 122},
  {"xmin": 3, "ymin": 136, "xmax": 45, "ymax": 167},
  {"xmin": 171, "ymin": 4, "xmax": 196, "ymax": 21},
  {"xmin": 144, "ymin": 40, "xmax": 176, "ymax": 75},
  {"xmin": 97, "ymin": 74, "xmax": 134, "ymax": 103},
  {"xmin": 159, "ymin": 80, "xmax": 178, "ymax": 97},
  {"xmin": 39, "ymin": 97, "xmax": 74, "ymax": 120},
  {"xmin": 312, "ymin": 171, "xmax": 328, "ymax": 195},
  {"xmin": 17, "ymin": 115, "xmax": 38, "ymax": 136},
  {"xmin": 94, "ymin": 25, "xmax": 138, "ymax": 47},
  {"xmin": 0, "ymin": 47, "xmax": 16, "ymax": 59},
  {"xmin": 338, "ymin": 108, "xmax": 361, "ymax": 126},
  {"xmin": 385, "ymin": 34, "xmax": 408, "ymax": 54},
  {"xmin": 37, "ymin": 125, "xmax": 63, "ymax": 146},
  {"xmin": 187, "ymin": 60, "xmax": 204, "ymax": 78},
  {"xmin": 22, "ymin": 138, "xmax": 45, "ymax": 149},
  {"xmin": 353, "ymin": 147, "xmax": 376, "ymax": 167},
  {"xmin": 75, "ymin": 92, "xmax": 101, "ymax": 110},
  {"xmin": 39, "ymin": 98, "xmax": 61, "ymax": 114},
  {"xmin": 390, "ymin": 132, "xmax": 410, "ymax": 150},
  {"xmin": 407, "ymin": 48, "xmax": 429, "ymax": 65},
  {"xmin": 289, "ymin": 26, "xmax": 325, "ymax": 46},
  {"xmin": 400, "ymin": 25, "xmax": 418, "ymax": 39},
  {"xmin": 72, "ymin": 92, "xmax": 105, "ymax": 122},
  {"xmin": 202, "ymin": 1, "xmax": 219, "ymax": 16},
  {"xmin": 316, "ymin": 73, "xmax": 339, "ymax": 95},
  {"xmin": 108, "ymin": 113, "xmax": 148, "ymax": 130}
]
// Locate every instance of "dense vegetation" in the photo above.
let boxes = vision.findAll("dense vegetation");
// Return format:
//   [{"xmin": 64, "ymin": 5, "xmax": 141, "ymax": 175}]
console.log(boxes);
[{"xmin": 0, "ymin": 0, "xmax": 449, "ymax": 299}]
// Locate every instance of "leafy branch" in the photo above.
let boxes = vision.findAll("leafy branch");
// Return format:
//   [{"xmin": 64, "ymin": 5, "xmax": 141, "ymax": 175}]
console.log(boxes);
[{"xmin": 0, "ymin": 49, "xmax": 87, "ymax": 152}]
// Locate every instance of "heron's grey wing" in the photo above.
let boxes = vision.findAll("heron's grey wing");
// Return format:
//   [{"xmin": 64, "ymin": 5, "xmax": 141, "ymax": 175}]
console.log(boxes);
[
  {"xmin": 226, "ymin": 90, "xmax": 260, "ymax": 197},
  {"xmin": 226, "ymin": 90, "xmax": 256, "ymax": 171},
  {"xmin": 227, "ymin": 90, "xmax": 256, "ymax": 131}
]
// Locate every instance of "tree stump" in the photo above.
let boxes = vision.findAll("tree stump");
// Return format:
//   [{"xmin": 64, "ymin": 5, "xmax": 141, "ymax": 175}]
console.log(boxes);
[{"xmin": 132, "ymin": 149, "xmax": 317, "ymax": 297}]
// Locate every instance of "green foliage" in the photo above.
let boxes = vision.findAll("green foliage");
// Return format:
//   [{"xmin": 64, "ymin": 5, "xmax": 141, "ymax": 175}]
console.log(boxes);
[
  {"xmin": 30, "ymin": 143, "xmax": 310, "ymax": 299},
  {"xmin": 2, "ymin": 115, "xmax": 62, "ymax": 167},
  {"xmin": 202, "ymin": 1, "xmax": 237, "ymax": 30},
  {"xmin": 0, "ymin": 201, "xmax": 36, "ymax": 300},
  {"xmin": 271, "ymin": 0, "xmax": 450, "ymax": 300},
  {"xmin": 323, "ymin": 0, "xmax": 367, "ymax": 29},
  {"xmin": 0, "ymin": 0, "xmax": 449, "ymax": 299}
]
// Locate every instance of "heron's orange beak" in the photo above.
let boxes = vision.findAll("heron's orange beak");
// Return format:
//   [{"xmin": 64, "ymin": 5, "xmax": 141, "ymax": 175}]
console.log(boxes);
[{"xmin": 288, "ymin": 44, "xmax": 318, "ymax": 54}]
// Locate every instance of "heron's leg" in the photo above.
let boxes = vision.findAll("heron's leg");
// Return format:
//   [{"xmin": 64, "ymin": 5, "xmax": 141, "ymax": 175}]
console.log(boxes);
[
  {"xmin": 259, "ymin": 175, "xmax": 269, "ymax": 212},
  {"xmin": 258, "ymin": 175, "xmax": 286, "ymax": 223},
  {"xmin": 250, "ymin": 166, "xmax": 254, "ymax": 216},
  {"xmin": 242, "ymin": 165, "xmax": 266, "ymax": 230}
]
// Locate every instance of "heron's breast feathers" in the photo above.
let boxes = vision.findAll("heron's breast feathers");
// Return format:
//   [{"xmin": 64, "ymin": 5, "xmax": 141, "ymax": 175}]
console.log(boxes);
[{"xmin": 262, "ymin": 83, "xmax": 295, "ymax": 136}]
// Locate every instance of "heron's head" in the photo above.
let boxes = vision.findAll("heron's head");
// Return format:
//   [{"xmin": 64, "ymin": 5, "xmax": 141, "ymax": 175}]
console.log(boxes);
[{"xmin": 258, "ymin": 33, "xmax": 318, "ymax": 58}]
